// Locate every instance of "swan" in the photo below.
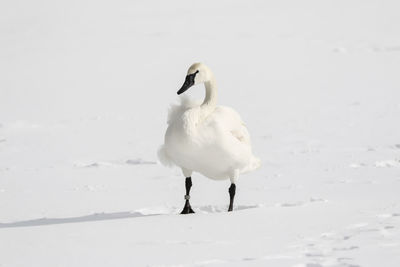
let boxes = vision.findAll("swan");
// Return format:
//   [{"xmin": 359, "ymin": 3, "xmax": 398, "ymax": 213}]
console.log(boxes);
[{"xmin": 158, "ymin": 63, "xmax": 260, "ymax": 213}]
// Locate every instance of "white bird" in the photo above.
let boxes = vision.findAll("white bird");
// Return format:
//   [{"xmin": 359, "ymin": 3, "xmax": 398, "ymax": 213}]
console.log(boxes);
[{"xmin": 158, "ymin": 63, "xmax": 260, "ymax": 213}]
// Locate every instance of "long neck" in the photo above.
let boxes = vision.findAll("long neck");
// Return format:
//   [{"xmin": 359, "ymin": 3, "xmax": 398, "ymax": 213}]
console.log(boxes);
[{"xmin": 201, "ymin": 76, "xmax": 217, "ymax": 114}]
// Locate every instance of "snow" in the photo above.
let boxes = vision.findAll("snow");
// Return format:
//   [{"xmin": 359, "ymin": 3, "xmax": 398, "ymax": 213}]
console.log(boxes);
[{"xmin": 1, "ymin": 0, "xmax": 400, "ymax": 266}]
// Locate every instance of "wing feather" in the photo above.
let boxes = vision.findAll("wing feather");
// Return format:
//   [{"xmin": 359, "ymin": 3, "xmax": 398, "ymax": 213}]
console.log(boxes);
[{"xmin": 230, "ymin": 122, "xmax": 251, "ymax": 147}]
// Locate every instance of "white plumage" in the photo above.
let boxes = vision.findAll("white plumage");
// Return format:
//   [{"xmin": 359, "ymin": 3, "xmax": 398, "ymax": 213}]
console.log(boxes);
[{"xmin": 158, "ymin": 63, "xmax": 260, "ymax": 184}]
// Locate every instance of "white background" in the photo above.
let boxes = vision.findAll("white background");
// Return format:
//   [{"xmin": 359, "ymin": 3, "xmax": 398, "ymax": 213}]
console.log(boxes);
[{"xmin": 1, "ymin": 0, "xmax": 400, "ymax": 266}]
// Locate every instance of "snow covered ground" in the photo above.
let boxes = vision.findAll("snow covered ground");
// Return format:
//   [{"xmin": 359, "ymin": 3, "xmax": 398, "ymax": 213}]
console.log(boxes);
[{"xmin": 1, "ymin": 0, "xmax": 400, "ymax": 266}]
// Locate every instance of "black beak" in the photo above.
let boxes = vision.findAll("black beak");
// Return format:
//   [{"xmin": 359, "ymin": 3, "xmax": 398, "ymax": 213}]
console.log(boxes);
[
  {"xmin": 177, "ymin": 75, "xmax": 194, "ymax": 95},
  {"xmin": 177, "ymin": 70, "xmax": 198, "ymax": 95}
]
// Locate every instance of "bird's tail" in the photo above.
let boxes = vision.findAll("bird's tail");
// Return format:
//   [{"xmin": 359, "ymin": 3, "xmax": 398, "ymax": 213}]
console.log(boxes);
[
  {"xmin": 157, "ymin": 145, "xmax": 174, "ymax": 167},
  {"xmin": 241, "ymin": 156, "xmax": 261, "ymax": 174}
]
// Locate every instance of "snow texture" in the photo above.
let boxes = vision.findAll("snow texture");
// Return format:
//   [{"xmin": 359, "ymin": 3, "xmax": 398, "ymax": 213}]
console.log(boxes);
[{"xmin": 1, "ymin": 0, "xmax": 400, "ymax": 266}]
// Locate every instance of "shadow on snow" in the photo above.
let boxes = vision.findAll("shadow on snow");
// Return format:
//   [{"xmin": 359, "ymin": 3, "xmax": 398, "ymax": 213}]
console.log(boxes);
[{"xmin": 0, "ymin": 205, "xmax": 260, "ymax": 229}]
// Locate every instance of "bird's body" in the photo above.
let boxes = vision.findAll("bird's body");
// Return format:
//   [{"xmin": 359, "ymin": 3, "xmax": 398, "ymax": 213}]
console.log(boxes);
[
  {"xmin": 158, "ymin": 63, "xmax": 260, "ymax": 213},
  {"xmin": 159, "ymin": 98, "xmax": 260, "ymax": 180}
]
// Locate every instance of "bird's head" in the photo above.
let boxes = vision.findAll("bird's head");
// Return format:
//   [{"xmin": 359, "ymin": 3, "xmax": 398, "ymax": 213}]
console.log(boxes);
[{"xmin": 177, "ymin": 63, "xmax": 212, "ymax": 95}]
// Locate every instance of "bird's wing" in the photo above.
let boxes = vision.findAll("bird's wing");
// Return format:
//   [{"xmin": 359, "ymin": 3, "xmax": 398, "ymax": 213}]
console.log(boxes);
[
  {"xmin": 213, "ymin": 106, "xmax": 252, "ymax": 147},
  {"xmin": 230, "ymin": 122, "xmax": 252, "ymax": 147}
]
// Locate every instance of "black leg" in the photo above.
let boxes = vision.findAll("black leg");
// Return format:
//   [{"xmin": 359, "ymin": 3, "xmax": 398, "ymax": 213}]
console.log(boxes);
[
  {"xmin": 228, "ymin": 183, "xmax": 236, "ymax": 212},
  {"xmin": 181, "ymin": 177, "xmax": 195, "ymax": 214}
]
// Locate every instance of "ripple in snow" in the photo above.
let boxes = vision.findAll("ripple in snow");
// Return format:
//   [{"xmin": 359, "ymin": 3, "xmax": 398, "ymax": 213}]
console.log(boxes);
[
  {"xmin": 374, "ymin": 160, "xmax": 400, "ymax": 168},
  {"xmin": 126, "ymin": 158, "xmax": 156, "ymax": 165}
]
